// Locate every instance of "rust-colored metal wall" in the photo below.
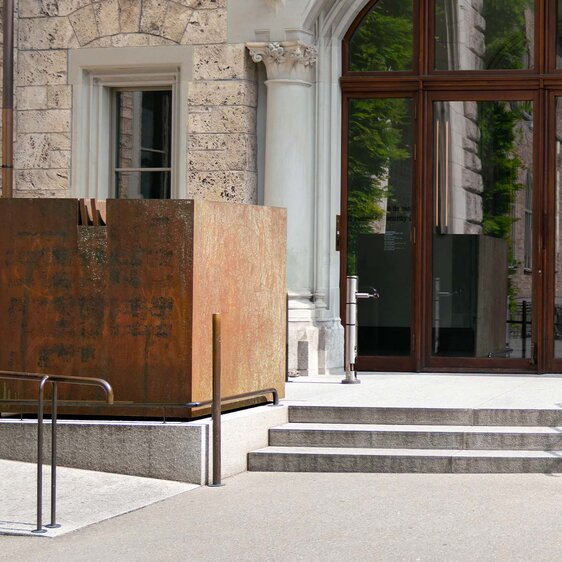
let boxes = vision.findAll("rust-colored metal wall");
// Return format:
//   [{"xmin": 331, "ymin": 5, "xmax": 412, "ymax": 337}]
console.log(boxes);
[{"xmin": 0, "ymin": 199, "xmax": 286, "ymax": 417}]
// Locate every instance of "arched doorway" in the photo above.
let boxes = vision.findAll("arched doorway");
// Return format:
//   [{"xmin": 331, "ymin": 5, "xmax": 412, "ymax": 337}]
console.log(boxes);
[{"xmin": 342, "ymin": 0, "xmax": 562, "ymax": 373}]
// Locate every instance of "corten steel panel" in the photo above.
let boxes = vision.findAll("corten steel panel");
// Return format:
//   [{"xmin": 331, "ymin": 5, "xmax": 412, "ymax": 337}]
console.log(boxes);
[
  {"xmin": 0, "ymin": 199, "xmax": 81, "ymax": 400},
  {"xmin": 0, "ymin": 199, "xmax": 285, "ymax": 418},
  {"xmin": 191, "ymin": 200, "xmax": 287, "ymax": 403}
]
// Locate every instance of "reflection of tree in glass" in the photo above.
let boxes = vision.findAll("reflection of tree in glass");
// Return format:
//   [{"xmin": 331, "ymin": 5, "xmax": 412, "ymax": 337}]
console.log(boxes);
[
  {"xmin": 478, "ymin": 99, "xmax": 531, "ymax": 320},
  {"xmin": 478, "ymin": 101, "xmax": 526, "ymax": 240},
  {"xmin": 349, "ymin": 0, "xmax": 413, "ymax": 72},
  {"xmin": 347, "ymin": 98, "xmax": 410, "ymax": 274},
  {"xmin": 482, "ymin": 0, "xmax": 534, "ymax": 70}
]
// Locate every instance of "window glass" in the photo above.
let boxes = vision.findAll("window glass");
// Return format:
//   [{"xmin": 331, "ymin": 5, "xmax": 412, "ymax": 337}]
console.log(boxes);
[
  {"xmin": 115, "ymin": 90, "xmax": 172, "ymax": 199},
  {"xmin": 347, "ymin": 98, "xmax": 414, "ymax": 356},
  {"xmin": 432, "ymin": 100, "xmax": 533, "ymax": 358},
  {"xmin": 557, "ymin": 0, "xmax": 562, "ymax": 67},
  {"xmin": 348, "ymin": 0, "xmax": 414, "ymax": 72},
  {"xmin": 435, "ymin": 0, "xmax": 534, "ymax": 71}
]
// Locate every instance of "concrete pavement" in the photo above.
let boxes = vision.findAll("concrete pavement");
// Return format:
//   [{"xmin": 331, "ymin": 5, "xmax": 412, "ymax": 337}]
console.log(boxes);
[
  {"xmin": 3, "ymin": 470, "xmax": 562, "ymax": 561},
  {"xmin": 4, "ymin": 372, "xmax": 562, "ymax": 559}
]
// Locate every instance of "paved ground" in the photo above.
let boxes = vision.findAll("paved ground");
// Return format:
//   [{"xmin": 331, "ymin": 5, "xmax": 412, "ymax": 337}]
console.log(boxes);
[
  {"xmin": 285, "ymin": 372, "xmax": 562, "ymax": 409},
  {"xmin": 3, "ymin": 471, "xmax": 562, "ymax": 561},
  {"xmin": 0, "ymin": 459, "xmax": 196, "ymax": 537},
  {"xmin": 4, "ymin": 372, "xmax": 562, "ymax": 560}
]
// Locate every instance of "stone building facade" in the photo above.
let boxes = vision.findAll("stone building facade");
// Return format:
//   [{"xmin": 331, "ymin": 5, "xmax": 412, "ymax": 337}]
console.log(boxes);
[
  {"xmin": 4, "ymin": 0, "xmax": 552, "ymax": 373},
  {"xmin": 1, "ymin": 0, "xmax": 354, "ymax": 375}
]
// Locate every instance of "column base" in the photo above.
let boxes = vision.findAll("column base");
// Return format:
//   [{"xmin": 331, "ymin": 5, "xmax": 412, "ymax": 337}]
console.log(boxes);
[{"xmin": 288, "ymin": 299, "xmax": 344, "ymax": 376}]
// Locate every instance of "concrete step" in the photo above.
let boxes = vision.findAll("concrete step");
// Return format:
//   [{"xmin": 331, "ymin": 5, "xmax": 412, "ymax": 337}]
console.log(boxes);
[
  {"xmin": 269, "ymin": 423, "xmax": 562, "ymax": 450},
  {"xmin": 289, "ymin": 406, "xmax": 562, "ymax": 427},
  {"xmin": 248, "ymin": 446, "xmax": 562, "ymax": 474}
]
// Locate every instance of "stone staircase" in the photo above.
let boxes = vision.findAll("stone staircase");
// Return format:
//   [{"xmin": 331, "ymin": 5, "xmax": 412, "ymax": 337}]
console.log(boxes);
[{"xmin": 248, "ymin": 406, "xmax": 562, "ymax": 473}]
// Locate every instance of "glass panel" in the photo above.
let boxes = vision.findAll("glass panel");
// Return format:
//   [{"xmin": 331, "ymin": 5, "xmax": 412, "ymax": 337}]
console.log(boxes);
[
  {"xmin": 348, "ymin": 0, "xmax": 413, "ymax": 72},
  {"xmin": 115, "ymin": 89, "xmax": 172, "ymax": 197},
  {"xmin": 116, "ymin": 171, "xmax": 171, "ymax": 199},
  {"xmin": 557, "ymin": 1, "xmax": 562, "ymax": 67},
  {"xmin": 432, "ymin": 100, "xmax": 533, "ymax": 359},
  {"xmin": 347, "ymin": 98, "xmax": 413, "ymax": 356},
  {"xmin": 435, "ymin": 0, "xmax": 534, "ymax": 71}
]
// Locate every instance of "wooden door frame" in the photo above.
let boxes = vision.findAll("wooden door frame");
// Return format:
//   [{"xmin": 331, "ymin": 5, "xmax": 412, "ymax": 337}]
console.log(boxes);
[{"xmin": 340, "ymin": 0, "xmax": 562, "ymax": 373}]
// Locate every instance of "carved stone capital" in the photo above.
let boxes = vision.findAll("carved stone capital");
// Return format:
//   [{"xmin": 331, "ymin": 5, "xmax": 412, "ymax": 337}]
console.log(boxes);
[{"xmin": 246, "ymin": 41, "xmax": 318, "ymax": 82}]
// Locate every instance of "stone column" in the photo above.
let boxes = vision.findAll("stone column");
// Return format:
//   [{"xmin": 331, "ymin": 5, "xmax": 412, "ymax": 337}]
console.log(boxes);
[{"xmin": 247, "ymin": 41, "xmax": 319, "ymax": 373}]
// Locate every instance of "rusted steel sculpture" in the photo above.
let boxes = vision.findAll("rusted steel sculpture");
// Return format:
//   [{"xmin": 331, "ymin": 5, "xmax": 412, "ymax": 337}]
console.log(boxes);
[{"xmin": 0, "ymin": 198, "xmax": 286, "ymax": 418}]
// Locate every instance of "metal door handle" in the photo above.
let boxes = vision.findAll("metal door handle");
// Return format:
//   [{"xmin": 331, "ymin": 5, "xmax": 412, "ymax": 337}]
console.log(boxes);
[{"xmin": 356, "ymin": 287, "xmax": 379, "ymax": 299}]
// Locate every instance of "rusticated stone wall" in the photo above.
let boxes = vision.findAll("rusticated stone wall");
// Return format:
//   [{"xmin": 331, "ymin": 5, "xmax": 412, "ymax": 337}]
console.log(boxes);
[{"xmin": 2, "ymin": 0, "xmax": 258, "ymax": 203}]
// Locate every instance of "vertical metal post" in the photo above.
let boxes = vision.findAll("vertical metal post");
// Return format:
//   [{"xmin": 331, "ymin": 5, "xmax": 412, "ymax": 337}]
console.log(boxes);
[
  {"xmin": 2, "ymin": 0, "xmax": 14, "ymax": 198},
  {"xmin": 342, "ymin": 276, "xmax": 361, "ymax": 384},
  {"xmin": 209, "ymin": 313, "xmax": 224, "ymax": 487},
  {"xmin": 285, "ymin": 294, "xmax": 289, "ymax": 383},
  {"xmin": 46, "ymin": 382, "xmax": 60, "ymax": 529},
  {"xmin": 521, "ymin": 300, "xmax": 527, "ymax": 359},
  {"xmin": 32, "ymin": 377, "xmax": 48, "ymax": 534}
]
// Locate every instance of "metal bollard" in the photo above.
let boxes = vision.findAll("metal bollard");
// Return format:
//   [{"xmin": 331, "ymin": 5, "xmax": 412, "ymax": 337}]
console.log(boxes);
[
  {"xmin": 209, "ymin": 313, "xmax": 224, "ymax": 487},
  {"xmin": 342, "ymin": 276, "xmax": 379, "ymax": 384}
]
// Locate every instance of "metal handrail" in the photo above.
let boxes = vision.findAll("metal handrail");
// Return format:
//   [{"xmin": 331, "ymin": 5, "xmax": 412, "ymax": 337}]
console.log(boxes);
[
  {"xmin": 0, "ymin": 388, "xmax": 278, "ymax": 411},
  {"xmin": 0, "ymin": 371, "xmax": 113, "ymax": 533},
  {"xmin": 0, "ymin": 314, "xmax": 281, "ymax": 494}
]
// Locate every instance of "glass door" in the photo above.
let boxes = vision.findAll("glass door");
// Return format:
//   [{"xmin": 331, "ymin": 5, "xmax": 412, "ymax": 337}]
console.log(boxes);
[
  {"xmin": 344, "ymin": 96, "xmax": 416, "ymax": 371},
  {"xmin": 428, "ymin": 97, "xmax": 537, "ymax": 370}
]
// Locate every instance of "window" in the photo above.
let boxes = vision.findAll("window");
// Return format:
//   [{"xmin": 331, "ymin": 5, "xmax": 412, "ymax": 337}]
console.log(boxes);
[
  {"xmin": 114, "ymin": 89, "xmax": 172, "ymax": 199},
  {"xmin": 69, "ymin": 46, "xmax": 192, "ymax": 200}
]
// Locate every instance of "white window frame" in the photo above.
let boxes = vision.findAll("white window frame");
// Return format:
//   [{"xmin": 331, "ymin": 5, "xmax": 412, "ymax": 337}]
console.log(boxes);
[{"xmin": 69, "ymin": 46, "xmax": 193, "ymax": 199}]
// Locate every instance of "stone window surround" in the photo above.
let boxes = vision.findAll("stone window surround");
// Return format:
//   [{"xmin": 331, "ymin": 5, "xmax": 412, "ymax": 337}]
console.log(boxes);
[{"xmin": 68, "ymin": 46, "xmax": 193, "ymax": 199}]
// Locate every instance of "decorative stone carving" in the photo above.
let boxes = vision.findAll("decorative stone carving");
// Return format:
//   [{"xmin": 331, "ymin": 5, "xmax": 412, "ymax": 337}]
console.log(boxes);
[{"xmin": 247, "ymin": 41, "xmax": 318, "ymax": 82}]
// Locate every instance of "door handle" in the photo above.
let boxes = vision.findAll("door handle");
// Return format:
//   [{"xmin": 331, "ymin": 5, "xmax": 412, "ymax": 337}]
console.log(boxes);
[{"xmin": 356, "ymin": 287, "xmax": 379, "ymax": 300}]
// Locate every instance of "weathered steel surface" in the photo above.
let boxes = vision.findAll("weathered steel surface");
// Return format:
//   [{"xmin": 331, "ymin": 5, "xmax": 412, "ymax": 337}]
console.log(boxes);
[{"xmin": 0, "ymin": 199, "xmax": 286, "ymax": 418}]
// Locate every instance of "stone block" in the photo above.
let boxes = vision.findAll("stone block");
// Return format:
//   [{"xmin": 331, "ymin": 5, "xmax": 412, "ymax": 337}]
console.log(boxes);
[
  {"xmin": 193, "ymin": 44, "xmax": 254, "ymax": 80},
  {"xmin": 17, "ymin": 50, "xmax": 67, "ymax": 85},
  {"xmin": 189, "ymin": 170, "xmax": 257, "ymax": 203},
  {"xmin": 14, "ymin": 188, "xmax": 70, "ymax": 198},
  {"xmin": 17, "ymin": 86, "xmax": 48, "ymax": 110},
  {"xmin": 69, "ymin": 4, "xmax": 99, "ymax": 46},
  {"xmin": 188, "ymin": 105, "xmax": 256, "ymax": 134},
  {"xmin": 86, "ymin": 36, "xmax": 114, "ymax": 47},
  {"xmin": 462, "ymin": 167, "xmax": 483, "ymax": 194},
  {"xmin": 111, "ymin": 33, "xmax": 150, "ymax": 46},
  {"xmin": 14, "ymin": 133, "xmax": 71, "ymax": 169},
  {"xmin": 189, "ymin": 138, "xmax": 252, "ymax": 171},
  {"xmin": 188, "ymin": 133, "xmax": 231, "ymax": 151},
  {"xmin": 94, "ymin": 0, "xmax": 120, "ymax": 37},
  {"xmin": 182, "ymin": 8, "xmax": 226, "ymax": 44},
  {"xmin": 47, "ymin": 85, "xmax": 72, "ymax": 109},
  {"xmin": 465, "ymin": 191, "xmax": 483, "ymax": 224},
  {"xmin": 15, "ymin": 168, "xmax": 69, "ymax": 192},
  {"xmin": 118, "ymin": 0, "xmax": 141, "ymax": 33},
  {"xmin": 17, "ymin": 109, "xmax": 71, "ymax": 133},
  {"xmin": 19, "ymin": 0, "xmax": 59, "ymax": 18},
  {"xmin": 18, "ymin": 17, "xmax": 78, "ymax": 50},
  {"xmin": 188, "ymin": 80, "xmax": 257, "ymax": 106},
  {"xmin": 148, "ymin": 35, "xmax": 176, "ymax": 46},
  {"xmin": 140, "ymin": 0, "xmax": 167, "ymax": 35},
  {"xmin": 160, "ymin": 2, "xmax": 192, "ymax": 43},
  {"xmin": 57, "ymin": 0, "xmax": 90, "ymax": 16}
]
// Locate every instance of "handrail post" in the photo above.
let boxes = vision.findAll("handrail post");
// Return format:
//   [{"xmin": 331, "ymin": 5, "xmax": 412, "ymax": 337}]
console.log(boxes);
[
  {"xmin": 209, "ymin": 313, "xmax": 224, "ymax": 487},
  {"xmin": 32, "ymin": 376, "xmax": 48, "ymax": 534},
  {"xmin": 46, "ymin": 381, "xmax": 60, "ymax": 529}
]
